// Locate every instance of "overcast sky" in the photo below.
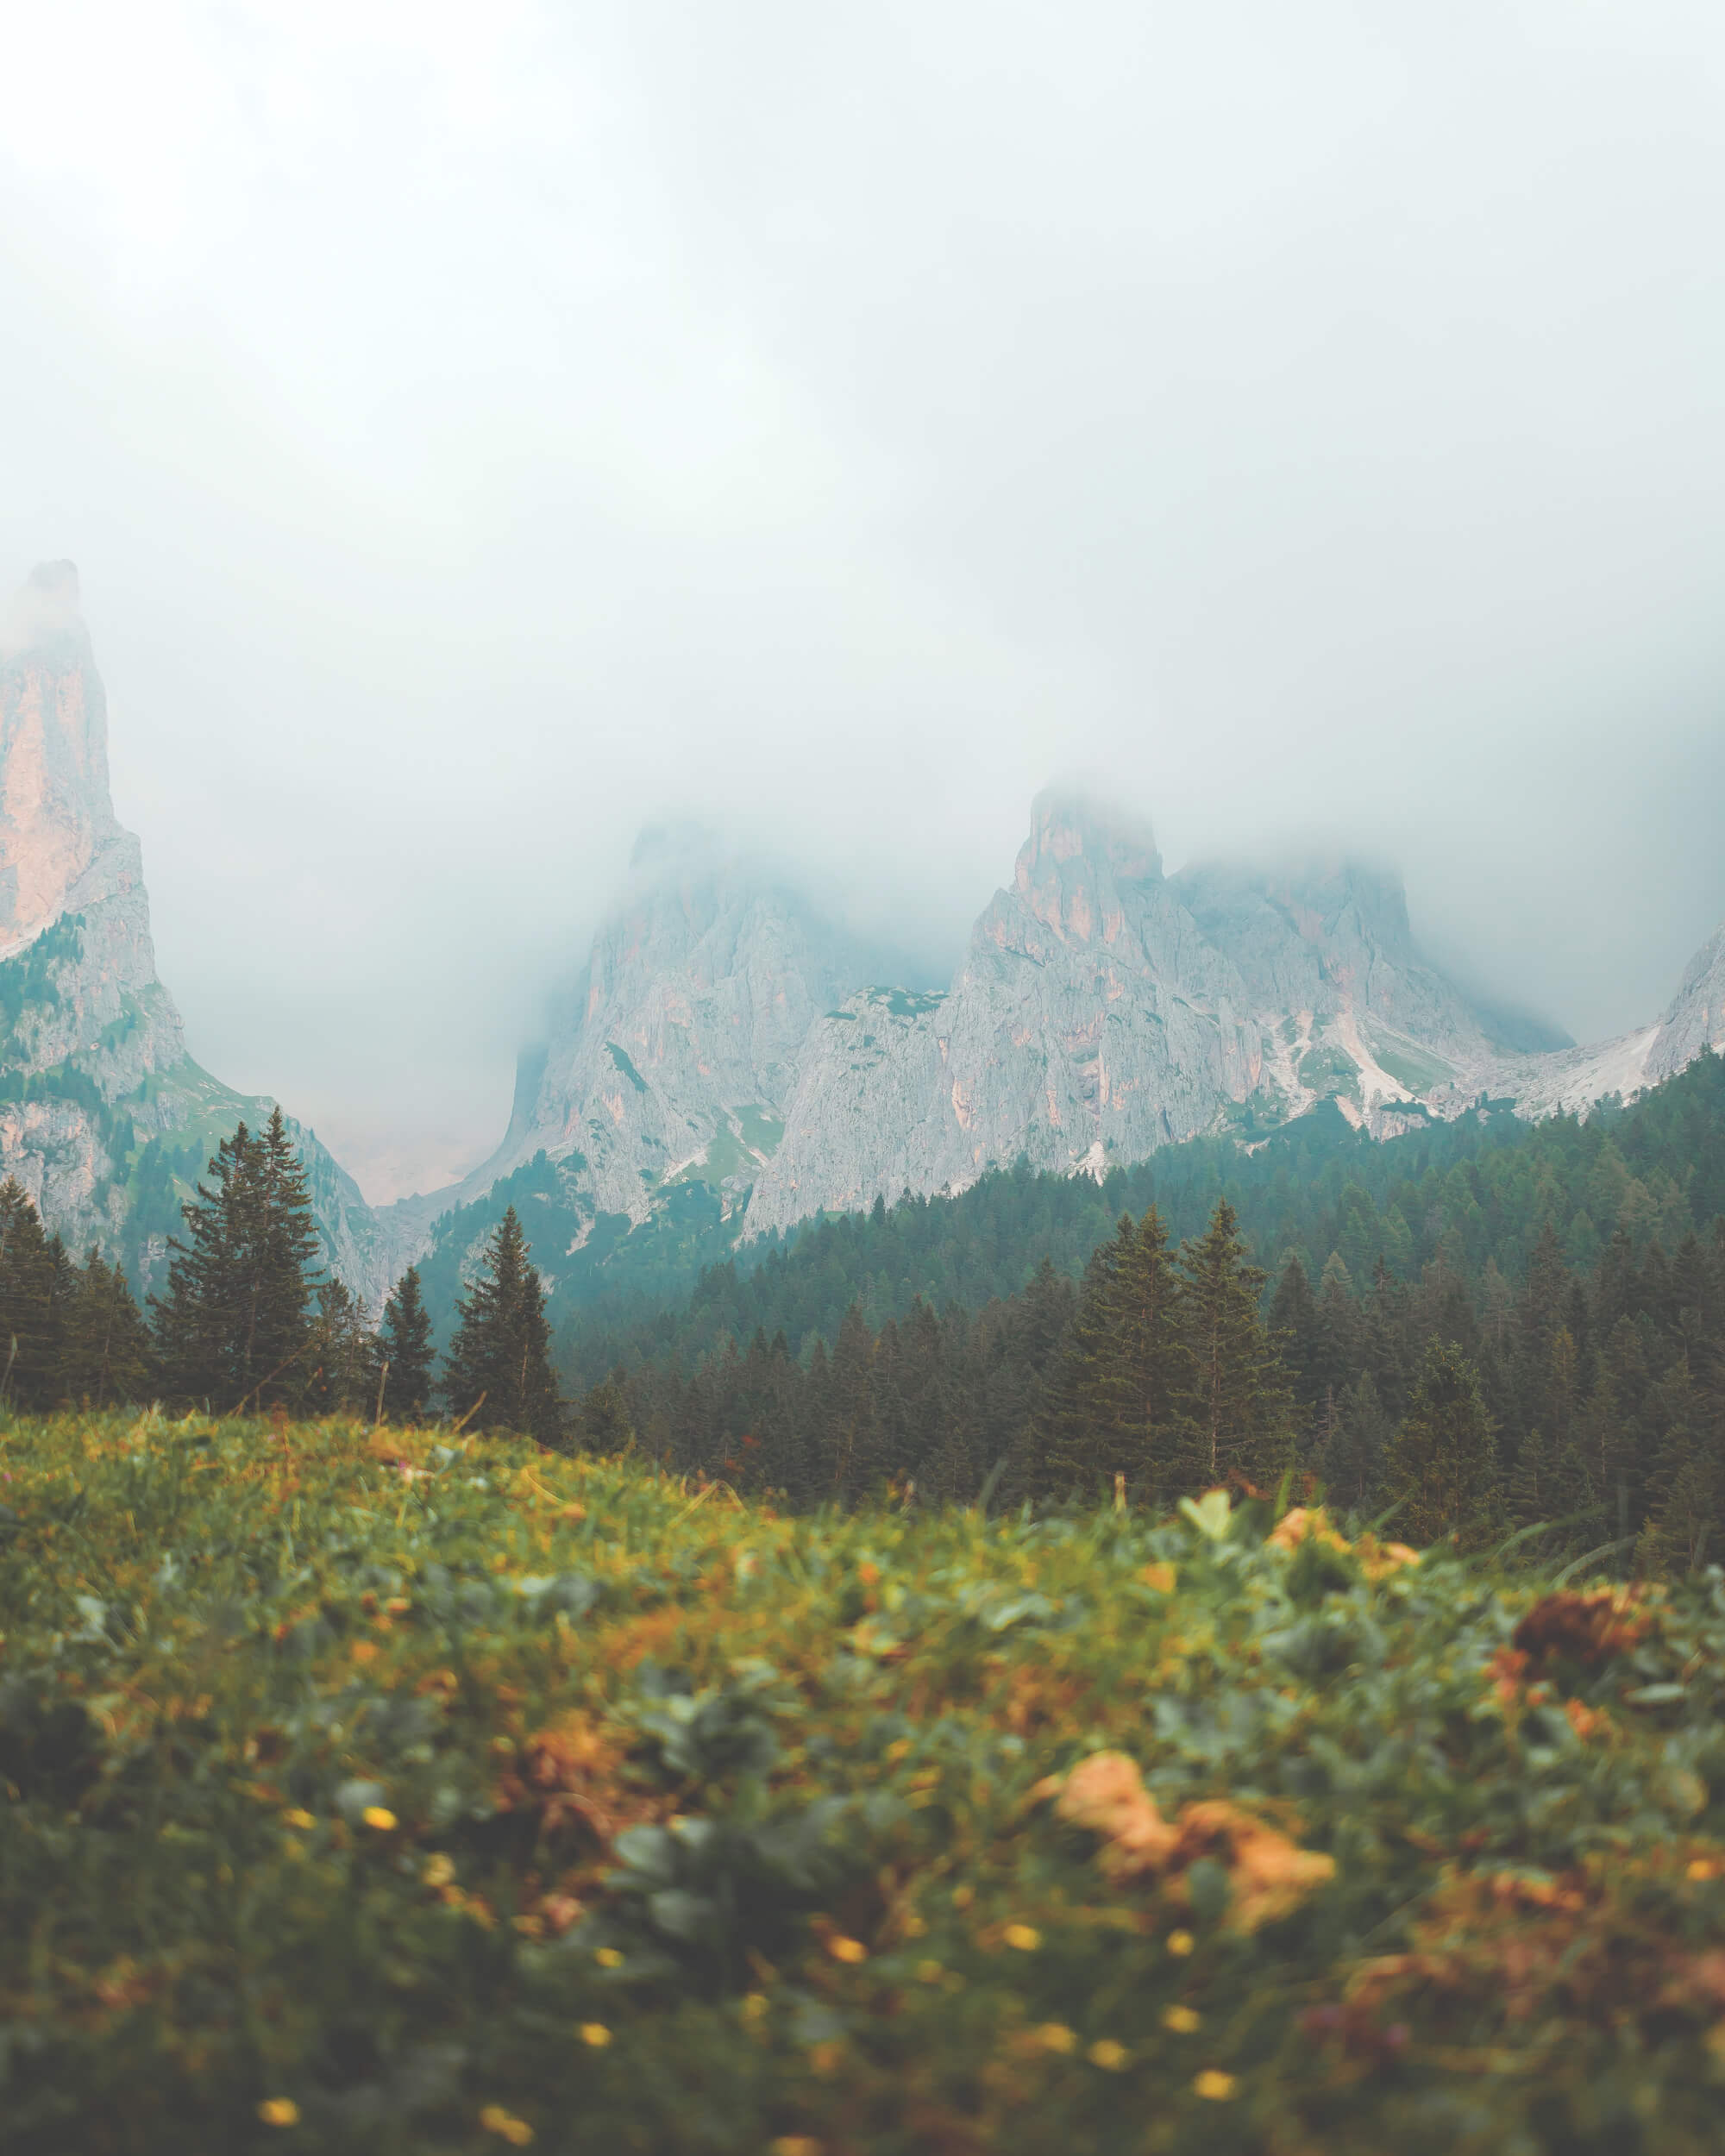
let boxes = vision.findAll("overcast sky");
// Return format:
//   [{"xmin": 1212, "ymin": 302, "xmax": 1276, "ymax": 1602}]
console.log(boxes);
[{"xmin": 3, "ymin": 3, "xmax": 1724, "ymax": 1200}]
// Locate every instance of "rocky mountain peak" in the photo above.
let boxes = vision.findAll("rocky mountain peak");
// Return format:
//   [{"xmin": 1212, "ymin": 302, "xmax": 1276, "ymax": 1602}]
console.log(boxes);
[
  {"xmin": 1000, "ymin": 788, "xmax": 1164, "ymax": 956},
  {"xmin": 0, "ymin": 561, "xmax": 122, "ymax": 961}
]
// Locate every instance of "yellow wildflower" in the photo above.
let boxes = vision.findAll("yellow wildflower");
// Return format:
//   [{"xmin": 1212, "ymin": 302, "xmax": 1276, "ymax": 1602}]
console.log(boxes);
[
  {"xmin": 480, "ymin": 2104, "xmax": 535, "ymax": 2144},
  {"xmin": 808, "ymin": 2040, "xmax": 844, "ymax": 2073},
  {"xmin": 1032, "ymin": 2022, "xmax": 1076, "ymax": 2053},
  {"xmin": 595, "ymin": 1946, "xmax": 624, "ymax": 1968},
  {"xmin": 768, "ymin": 2139, "xmax": 824, "ymax": 2156},
  {"xmin": 1088, "ymin": 2039, "xmax": 1130, "ymax": 2071},
  {"xmin": 1003, "ymin": 1923, "xmax": 1041, "ymax": 1952},
  {"xmin": 1167, "ymin": 1930, "xmax": 1195, "ymax": 1956},
  {"xmin": 826, "ymin": 1934, "xmax": 868, "ymax": 1963},
  {"xmin": 578, "ymin": 2022, "xmax": 612, "ymax": 2047},
  {"xmin": 361, "ymin": 1806, "xmax": 397, "ymax": 1832},
  {"xmin": 915, "ymin": 1959, "xmax": 944, "ymax": 1984},
  {"xmin": 742, "ymin": 1991, "xmax": 769, "ymax": 2020},
  {"xmin": 282, "ymin": 1808, "xmax": 315, "ymax": 1832},
  {"xmin": 1193, "ymin": 2069, "xmax": 1237, "ymax": 2101},
  {"xmin": 257, "ymin": 2097, "xmax": 299, "ymax": 2127},
  {"xmin": 422, "ymin": 1853, "xmax": 455, "ymax": 1888},
  {"xmin": 1163, "ymin": 2005, "xmax": 1201, "ymax": 2034}
]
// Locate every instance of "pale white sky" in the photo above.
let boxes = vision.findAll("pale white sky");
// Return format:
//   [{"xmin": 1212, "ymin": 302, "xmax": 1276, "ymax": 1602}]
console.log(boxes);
[{"xmin": 3, "ymin": 3, "xmax": 1723, "ymax": 1199}]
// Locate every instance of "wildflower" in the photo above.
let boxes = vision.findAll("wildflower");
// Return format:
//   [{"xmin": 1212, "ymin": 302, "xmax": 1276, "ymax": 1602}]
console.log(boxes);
[
  {"xmin": 361, "ymin": 1806, "xmax": 397, "ymax": 1832},
  {"xmin": 1003, "ymin": 1923, "xmax": 1041, "ymax": 1952},
  {"xmin": 595, "ymin": 1946, "xmax": 624, "ymax": 1968},
  {"xmin": 258, "ymin": 2097, "xmax": 299, "ymax": 2126},
  {"xmin": 1687, "ymin": 1858, "xmax": 1721, "ymax": 1882},
  {"xmin": 827, "ymin": 1934, "xmax": 868, "ymax": 1963},
  {"xmin": 480, "ymin": 2104, "xmax": 535, "ymax": 2144},
  {"xmin": 769, "ymin": 2139, "xmax": 824, "ymax": 2156},
  {"xmin": 808, "ymin": 2040, "xmax": 844, "ymax": 2073},
  {"xmin": 1140, "ymin": 1562, "xmax": 1177, "ymax": 1594},
  {"xmin": 1163, "ymin": 2005, "xmax": 1201, "ymax": 2034},
  {"xmin": 578, "ymin": 2022, "xmax": 612, "ymax": 2047},
  {"xmin": 282, "ymin": 1808, "xmax": 316, "ymax": 1831},
  {"xmin": 1193, "ymin": 2070, "xmax": 1237, "ymax": 2101},
  {"xmin": 742, "ymin": 1991, "xmax": 769, "ymax": 2020},
  {"xmin": 1166, "ymin": 1930, "xmax": 1195, "ymax": 1956},
  {"xmin": 423, "ymin": 1853, "xmax": 455, "ymax": 1888},
  {"xmin": 1032, "ymin": 2022, "xmax": 1076, "ymax": 2053},
  {"xmin": 1088, "ymin": 2040, "xmax": 1130, "ymax": 2071}
]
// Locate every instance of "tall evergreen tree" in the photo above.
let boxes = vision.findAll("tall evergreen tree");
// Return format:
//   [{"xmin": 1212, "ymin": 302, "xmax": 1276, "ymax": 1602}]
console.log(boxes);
[
  {"xmin": 63, "ymin": 1249, "xmax": 156, "ymax": 1406},
  {"xmin": 0, "ymin": 1180, "xmax": 65, "ymax": 1410},
  {"xmin": 1317, "ymin": 1369, "xmax": 1390, "ymax": 1516},
  {"xmin": 442, "ymin": 1206, "xmax": 562, "ymax": 1444},
  {"xmin": 151, "ymin": 1112, "xmax": 323, "ymax": 1408},
  {"xmin": 302, "ymin": 1278, "xmax": 377, "ymax": 1418},
  {"xmin": 1389, "ymin": 1339, "xmax": 1498, "ymax": 1546},
  {"xmin": 1177, "ymin": 1198, "xmax": 1290, "ymax": 1489},
  {"xmin": 1040, "ymin": 1207, "xmax": 1191, "ymax": 1501},
  {"xmin": 380, "ymin": 1265, "xmax": 436, "ymax": 1422}
]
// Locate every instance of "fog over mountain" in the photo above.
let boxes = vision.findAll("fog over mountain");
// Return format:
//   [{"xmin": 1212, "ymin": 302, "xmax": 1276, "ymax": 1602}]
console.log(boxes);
[{"xmin": 4, "ymin": 3, "xmax": 1725, "ymax": 1199}]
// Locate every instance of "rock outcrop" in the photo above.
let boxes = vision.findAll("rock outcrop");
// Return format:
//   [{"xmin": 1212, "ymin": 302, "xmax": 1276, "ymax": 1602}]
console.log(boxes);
[{"xmin": 0, "ymin": 563, "xmax": 386, "ymax": 1300}]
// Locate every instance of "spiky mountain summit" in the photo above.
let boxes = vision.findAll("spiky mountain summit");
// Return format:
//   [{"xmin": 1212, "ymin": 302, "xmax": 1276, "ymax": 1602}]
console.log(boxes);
[{"xmin": 0, "ymin": 563, "xmax": 381, "ymax": 1297}]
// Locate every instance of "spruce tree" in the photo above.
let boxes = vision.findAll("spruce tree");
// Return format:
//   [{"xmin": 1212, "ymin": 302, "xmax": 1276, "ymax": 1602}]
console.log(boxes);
[
  {"xmin": 0, "ymin": 1180, "xmax": 65, "ymax": 1410},
  {"xmin": 63, "ymin": 1249, "xmax": 156, "ymax": 1406},
  {"xmin": 1176, "ymin": 1198, "xmax": 1290, "ymax": 1490},
  {"xmin": 151, "ymin": 1112, "xmax": 323, "ymax": 1409},
  {"xmin": 1040, "ymin": 1207, "xmax": 1190, "ymax": 1501},
  {"xmin": 303, "ymin": 1278, "xmax": 377, "ymax": 1418},
  {"xmin": 1317, "ymin": 1369, "xmax": 1390, "ymax": 1517},
  {"xmin": 380, "ymin": 1265, "xmax": 436, "ymax": 1422},
  {"xmin": 1389, "ymin": 1338, "xmax": 1498, "ymax": 1546},
  {"xmin": 441, "ymin": 1206, "xmax": 562, "ymax": 1444}
]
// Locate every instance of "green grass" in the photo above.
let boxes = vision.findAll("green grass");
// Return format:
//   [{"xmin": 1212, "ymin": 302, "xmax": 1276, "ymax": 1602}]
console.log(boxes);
[
  {"xmin": 3, "ymin": 1415, "xmax": 1725, "ymax": 2153},
  {"xmin": 1363, "ymin": 1031, "xmax": 1455, "ymax": 1098}
]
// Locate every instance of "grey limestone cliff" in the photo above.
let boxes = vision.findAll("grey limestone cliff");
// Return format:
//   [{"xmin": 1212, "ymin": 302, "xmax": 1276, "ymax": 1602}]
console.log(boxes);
[{"xmin": 0, "ymin": 563, "xmax": 387, "ymax": 1301}]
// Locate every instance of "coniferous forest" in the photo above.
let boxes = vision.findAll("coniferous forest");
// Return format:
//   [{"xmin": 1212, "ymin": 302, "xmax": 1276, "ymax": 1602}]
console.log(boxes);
[{"xmin": 3, "ymin": 1051, "xmax": 1723, "ymax": 1573}]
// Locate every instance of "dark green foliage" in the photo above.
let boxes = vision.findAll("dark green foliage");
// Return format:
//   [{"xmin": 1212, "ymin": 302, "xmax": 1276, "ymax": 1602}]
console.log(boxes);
[
  {"xmin": 302, "ymin": 1277, "xmax": 378, "ymax": 1418},
  {"xmin": 0, "ymin": 1179, "xmax": 65, "ymax": 1409},
  {"xmin": 380, "ymin": 1264, "xmax": 436, "ymax": 1422},
  {"xmin": 1038, "ymin": 1207, "xmax": 1192, "ymax": 1502},
  {"xmin": 150, "ymin": 1110, "xmax": 324, "ymax": 1409},
  {"xmin": 61, "ymin": 1247, "xmax": 156, "ymax": 1406},
  {"xmin": 1390, "ymin": 1338, "xmax": 1499, "ymax": 1545},
  {"xmin": 1178, "ymin": 1197, "xmax": 1292, "ymax": 1489},
  {"xmin": 442, "ymin": 1206, "xmax": 562, "ymax": 1444},
  {"xmin": 1317, "ymin": 1369, "xmax": 1391, "ymax": 1517}
]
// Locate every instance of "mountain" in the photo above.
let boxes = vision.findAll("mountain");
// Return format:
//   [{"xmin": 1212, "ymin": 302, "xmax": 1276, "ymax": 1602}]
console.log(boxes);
[
  {"xmin": 398, "ymin": 785, "xmax": 1723, "ymax": 1317},
  {"xmin": 0, "ymin": 563, "xmax": 384, "ymax": 1300}
]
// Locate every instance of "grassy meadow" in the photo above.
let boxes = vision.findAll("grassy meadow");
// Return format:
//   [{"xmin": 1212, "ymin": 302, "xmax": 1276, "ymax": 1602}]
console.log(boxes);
[{"xmin": 3, "ymin": 1412, "xmax": 1725, "ymax": 2153}]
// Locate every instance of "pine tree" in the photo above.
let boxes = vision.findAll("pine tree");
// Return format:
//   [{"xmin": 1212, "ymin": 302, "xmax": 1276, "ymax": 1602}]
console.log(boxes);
[
  {"xmin": 1317, "ymin": 1369, "xmax": 1390, "ymax": 1517},
  {"xmin": 0, "ymin": 1180, "xmax": 65, "ymax": 1410},
  {"xmin": 380, "ymin": 1265, "xmax": 436, "ymax": 1422},
  {"xmin": 441, "ymin": 1206, "xmax": 562, "ymax": 1444},
  {"xmin": 1389, "ymin": 1338, "xmax": 1498, "ymax": 1546},
  {"xmin": 1040, "ymin": 1207, "xmax": 1191, "ymax": 1501},
  {"xmin": 149, "ymin": 1112, "xmax": 325, "ymax": 1409},
  {"xmin": 63, "ymin": 1249, "xmax": 155, "ymax": 1406},
  {"xmin": 302, "ymin": 1278, "xmax": 377, "ymax": 1418},
  {"xmin": 1176, "ymin": 1198, "xmax": 1290, "ymax": 1491}
]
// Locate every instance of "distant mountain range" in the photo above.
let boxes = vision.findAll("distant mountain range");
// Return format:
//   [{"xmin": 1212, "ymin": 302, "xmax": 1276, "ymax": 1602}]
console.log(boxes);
[{"xmin": 3, "ymin": 563, "xmax": 1721, "ymax": 1318}]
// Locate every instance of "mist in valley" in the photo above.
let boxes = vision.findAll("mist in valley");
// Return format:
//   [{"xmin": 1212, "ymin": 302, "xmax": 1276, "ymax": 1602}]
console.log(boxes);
[{"xmin": 4, "ymin": 3, "xmax": 1725, "ymax": 1199}]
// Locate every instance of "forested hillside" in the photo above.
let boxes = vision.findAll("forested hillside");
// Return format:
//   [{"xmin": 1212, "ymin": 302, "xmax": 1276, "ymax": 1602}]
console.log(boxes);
[{"xmin": 567, "ymin": 1056, "xmax": 1725, "ymax": 1568}]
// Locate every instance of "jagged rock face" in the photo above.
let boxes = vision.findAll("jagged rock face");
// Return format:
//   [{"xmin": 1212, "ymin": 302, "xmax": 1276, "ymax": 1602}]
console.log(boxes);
[
  {"xmin": 751, "ymin": 800, "xmax": 1473, "ymax": 1236},
  {"xmin": 418, "ymin": 848, "xmax": 879, "ymax": 1242},
  {"xmin": 1647, "ymin": 922, "xmax": 1725, "ymax": 1083},
  {"xmin": 0, "ymin": 564, "xmax": 389, "ymax": 1302}
]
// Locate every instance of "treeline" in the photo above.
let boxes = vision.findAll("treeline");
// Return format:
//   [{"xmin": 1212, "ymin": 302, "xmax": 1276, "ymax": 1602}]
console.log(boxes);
[
  {"xmin": 571, "ymin": 1182, "xmax": 1725, "ymax": 1567},
  {"xmin": 0, "ymin": 1110, "xmax": 561, "ymax": 1443},
  {"xmin": 558, "ymin": 1051, "xmax": 1725, "ymax": 1388}
]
